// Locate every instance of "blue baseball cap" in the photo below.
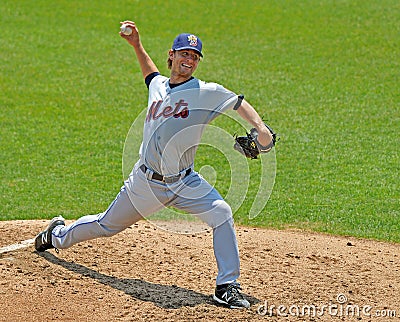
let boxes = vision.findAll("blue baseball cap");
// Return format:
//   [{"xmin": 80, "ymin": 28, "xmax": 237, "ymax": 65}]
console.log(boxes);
[{"xmin": 172, "ymin": 33, "xmax": 203, "ymax": 57}]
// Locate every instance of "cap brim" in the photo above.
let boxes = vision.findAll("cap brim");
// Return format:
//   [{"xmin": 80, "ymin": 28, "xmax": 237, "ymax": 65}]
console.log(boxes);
[{"xmin": 173, "ymin": 46, "xmax": 203, "ymax": 57}]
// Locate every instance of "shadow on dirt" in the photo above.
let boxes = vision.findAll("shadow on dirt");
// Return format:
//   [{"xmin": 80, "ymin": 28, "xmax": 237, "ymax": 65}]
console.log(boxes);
[
  {"xmin": 37, "ymin": 251, "xmax": 213, "ymax": 308},
  {"xmin": 37, "ymin": 251, "xmax": 260, "ymax": 309}
]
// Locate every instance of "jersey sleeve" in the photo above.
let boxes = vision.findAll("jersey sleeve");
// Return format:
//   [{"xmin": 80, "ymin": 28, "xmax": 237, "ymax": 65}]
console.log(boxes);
[
  {"xmin": 194, "ymin": 81, "xmax": 244, "ymax": 123},
  {"xmin": 205, "ymin": 82, "xmax": 242, "ymax": 113},
  {"xmin": 147, "ymin": 74, "xmax": 169, "ymax": 103}
]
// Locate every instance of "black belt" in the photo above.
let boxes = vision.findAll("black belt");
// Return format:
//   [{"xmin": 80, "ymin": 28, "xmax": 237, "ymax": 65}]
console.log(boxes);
[{"xmin": 140, "ymin": 164, "xmax": 191, "ymax": 183}]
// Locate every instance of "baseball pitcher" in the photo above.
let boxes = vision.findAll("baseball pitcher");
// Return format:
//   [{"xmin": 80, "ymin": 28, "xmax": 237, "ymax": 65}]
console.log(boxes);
[{"xmin": 34, "ymin": 21, "xmax": 276, "ymax": 309}]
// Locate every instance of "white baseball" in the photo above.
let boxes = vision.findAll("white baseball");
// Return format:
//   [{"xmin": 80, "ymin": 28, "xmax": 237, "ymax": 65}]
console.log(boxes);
[{"xmin": 120, "ymin": 24, "xmax": 133, "ymax": 36}]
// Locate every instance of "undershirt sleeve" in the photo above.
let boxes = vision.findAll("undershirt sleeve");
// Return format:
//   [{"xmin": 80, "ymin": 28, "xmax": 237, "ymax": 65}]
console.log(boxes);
[
  {"xmin": 145, "ymin": 72, "xmax": 161, "ymax": 89},
  {"xmin": 233, "ymin": 94, "xmax": 244, "ymax": 110}
]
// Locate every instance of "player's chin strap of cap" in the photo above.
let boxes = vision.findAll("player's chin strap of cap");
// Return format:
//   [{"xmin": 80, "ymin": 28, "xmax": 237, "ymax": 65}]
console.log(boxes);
[{"xmin": 233, "ymin": 94, "xmax": 244, "ymax": 110}]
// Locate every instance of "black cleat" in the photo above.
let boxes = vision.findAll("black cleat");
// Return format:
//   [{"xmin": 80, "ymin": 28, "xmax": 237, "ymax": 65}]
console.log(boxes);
[
  {"xmin": 213, "ymin": 282, "xmax": 250, "ymax": 309},
  {"xmin": 34, "ymin": 216, "xmax": 65, "ymax": 252}
]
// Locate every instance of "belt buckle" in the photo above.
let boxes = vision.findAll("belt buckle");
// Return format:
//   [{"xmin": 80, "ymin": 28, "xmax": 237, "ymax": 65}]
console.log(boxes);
[{"xmin": 163, "ymin": 174, "xmax": 180, "ymax": 184}]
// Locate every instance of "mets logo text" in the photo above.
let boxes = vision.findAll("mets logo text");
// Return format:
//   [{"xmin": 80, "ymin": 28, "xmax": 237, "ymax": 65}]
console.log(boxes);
[{"xmin": 146, "ymin": 99, "xmax": 189, "ymax": 122}]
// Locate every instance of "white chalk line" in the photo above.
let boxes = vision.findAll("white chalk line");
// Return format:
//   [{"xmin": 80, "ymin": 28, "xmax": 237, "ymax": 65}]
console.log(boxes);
[{"xmin": 0, "ymin": 238, "xmax": 35, "ymax": 254}]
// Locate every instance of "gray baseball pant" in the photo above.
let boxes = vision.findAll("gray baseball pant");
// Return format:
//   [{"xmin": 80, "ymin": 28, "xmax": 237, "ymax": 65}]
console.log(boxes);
[{"xmin": 51, "ymin": 165, "xmax": 240, "ymax": 285}]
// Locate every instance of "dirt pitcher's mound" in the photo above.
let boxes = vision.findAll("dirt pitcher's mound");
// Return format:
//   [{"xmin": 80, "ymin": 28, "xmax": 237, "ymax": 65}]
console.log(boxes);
[{"xmin": 0, "ymin": 220, "xmax": 399, "ymax": 321}]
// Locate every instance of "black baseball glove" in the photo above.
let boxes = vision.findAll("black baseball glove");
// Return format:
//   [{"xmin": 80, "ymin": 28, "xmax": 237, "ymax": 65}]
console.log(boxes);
[{"xmin": 233, "ymin": 123, "xmax": 278, "ymax": 159}]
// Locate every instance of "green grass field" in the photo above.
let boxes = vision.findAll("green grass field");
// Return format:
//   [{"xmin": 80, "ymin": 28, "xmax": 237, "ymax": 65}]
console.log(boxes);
[{"xmin": 1, "ymin": 0, "xmax": 399, "ymax": 242}]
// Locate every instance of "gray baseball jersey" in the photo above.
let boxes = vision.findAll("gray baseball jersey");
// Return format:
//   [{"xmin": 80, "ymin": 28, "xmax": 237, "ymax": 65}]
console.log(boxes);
[{"xmin": 141, "ymin": 75, "xmax": 238, "ymax": 175}]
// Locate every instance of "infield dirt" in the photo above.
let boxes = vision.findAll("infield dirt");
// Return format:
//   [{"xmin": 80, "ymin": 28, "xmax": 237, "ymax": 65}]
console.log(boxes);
[{"xmin": 0, "ymin": 220, "xmax": 399, "ymax": 321}]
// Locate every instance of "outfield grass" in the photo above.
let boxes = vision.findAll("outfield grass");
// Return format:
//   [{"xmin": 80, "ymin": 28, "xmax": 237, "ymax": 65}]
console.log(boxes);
[{"xmin": 1, "ymin": 1, "xmax": 399, "ymax": 242}]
